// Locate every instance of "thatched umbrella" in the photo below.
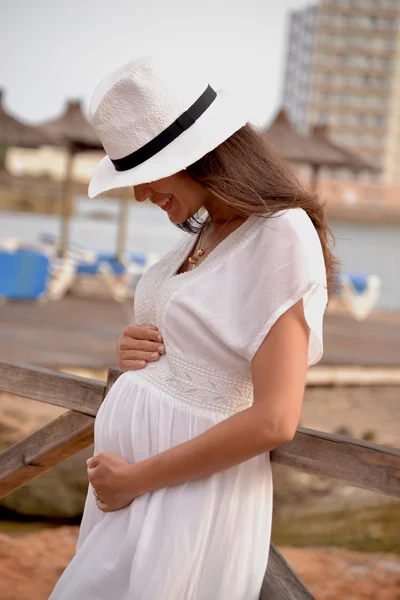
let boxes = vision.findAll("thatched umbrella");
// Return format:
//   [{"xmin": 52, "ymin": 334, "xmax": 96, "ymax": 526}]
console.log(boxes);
[
  {"xmin": 310, "ymin": 123, "xmax": 377, "ymax": 172},
  {"xmin": 39, "ymin": 100, "xmax": 133, "ymax": 262},
  {"xmin": 261, "ymin": 109, "xmax": 376, "ymax": 191},
  {"xmin": 38, "ymin": 100, "xmax": 104, "ymax": 256},
  {"xmin": 39, "ymin": 99, "xmax": 101, "ymax": 152},
  {"xmin": 0, "ymin": 89, "xmax": 54, "ymax": 169}
]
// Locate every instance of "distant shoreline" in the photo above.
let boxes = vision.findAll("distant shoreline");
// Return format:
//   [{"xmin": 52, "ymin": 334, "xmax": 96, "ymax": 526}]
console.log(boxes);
[{"xmin": 2, "ymin": 172, "xmax": 400, "ymax": 225}]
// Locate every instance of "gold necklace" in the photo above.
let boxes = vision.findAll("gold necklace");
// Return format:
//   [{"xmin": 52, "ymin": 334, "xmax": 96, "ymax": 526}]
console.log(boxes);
[{"xmin": 188, "ymin": 213, "xmax": 239, "ymax": 269}]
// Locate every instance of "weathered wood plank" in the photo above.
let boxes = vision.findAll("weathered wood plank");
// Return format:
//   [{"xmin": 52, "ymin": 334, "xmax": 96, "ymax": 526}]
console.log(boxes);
[
  {"xmin": 105, "ymin": 368, "xmax": 121, "ymax": 392},
  {"xmin": 1, "ymin": 363, "xmax": 399, "ymax": 499},
  {"xmin": 271, "ymin": 427, "xmax": 400, "ymax": 498},
  {"xmin": 0, "ymin": 410, "xmax": 95, "ymax": 498},
  {"xmin": 0, "ymin": 361, "xmax": 105, "ymax": 416},
  {"xmin": 260, "ymin": 544, "xmax": 314, "ymax": 600},
  {"xmin": 0, "ymin": 367, "xmax": 120, "ymax": 498}
]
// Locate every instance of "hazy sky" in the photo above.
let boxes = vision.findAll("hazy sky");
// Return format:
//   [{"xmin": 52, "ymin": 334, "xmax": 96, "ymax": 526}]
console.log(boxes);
[{"xmin": 0, "ymin": 0, "xmax": 308, "ymax": 128}]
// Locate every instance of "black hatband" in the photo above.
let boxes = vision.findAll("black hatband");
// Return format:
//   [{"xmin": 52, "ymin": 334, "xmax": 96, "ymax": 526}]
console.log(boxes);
[{"xmin": 110, "ymin": 85, "xmax": 217, "ymax": 172}]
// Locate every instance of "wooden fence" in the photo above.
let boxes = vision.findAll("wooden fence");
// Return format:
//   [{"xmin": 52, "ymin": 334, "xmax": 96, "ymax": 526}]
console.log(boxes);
[{"xmin": 1, "ymin": 360, "xmax": 399, "ymax": 599}]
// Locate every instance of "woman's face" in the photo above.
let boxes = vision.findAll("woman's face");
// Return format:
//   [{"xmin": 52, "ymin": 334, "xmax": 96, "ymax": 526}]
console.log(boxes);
[{"xmin": 133, "ymin": 172, "xmax": 210, "ymax": 224}]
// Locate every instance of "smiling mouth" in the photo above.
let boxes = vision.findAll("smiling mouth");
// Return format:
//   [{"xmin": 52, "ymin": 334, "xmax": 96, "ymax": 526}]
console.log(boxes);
[{"xmin": 151, "ymin": 195, "xmax": 173, "ymax": 212}]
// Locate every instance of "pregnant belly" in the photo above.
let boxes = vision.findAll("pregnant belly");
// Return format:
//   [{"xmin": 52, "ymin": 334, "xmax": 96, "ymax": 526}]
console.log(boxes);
[{"xmin": 93, "ymin": 369, "xmax": 224, "ymax": 464}]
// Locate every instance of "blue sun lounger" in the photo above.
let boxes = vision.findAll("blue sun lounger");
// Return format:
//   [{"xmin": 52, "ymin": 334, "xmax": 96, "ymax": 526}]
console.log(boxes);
[{"xmin": 0, "ymin": 249, "xmax": 50, "ymax": 301}]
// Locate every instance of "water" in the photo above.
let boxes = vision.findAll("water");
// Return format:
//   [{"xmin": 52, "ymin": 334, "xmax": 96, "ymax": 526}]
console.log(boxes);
[
  {"xmin": 0, "ymin": 198, "xmax": 184, "ymax": 258},
  {"xmin": 1, "ymin": 201, "xmax": 399, "ymax": 309}
]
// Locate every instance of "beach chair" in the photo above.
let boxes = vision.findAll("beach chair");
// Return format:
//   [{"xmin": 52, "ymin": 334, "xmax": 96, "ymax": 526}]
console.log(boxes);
[
  {"xmin": 76, "ymin": 252, "xmax": 127, "ymax": 276},
  {"xmin": 0, "ymin": 249, "xmax": 50, "ymax": 302},
  {"xmin": 47, "ymin": 257, "xmax": 77, "ymax": 301},
  {"xmin": 0, "ymin": 248, "xmax": 76, "ymax": 303},
  {"xmin": 335, "ymin": 272, "xmax": 381, "ymax": 321},
  {"xmin": 72, "ymin": 250, "xmax": 159, "ymax": 301},
  {"xmin": 97, "ymin": 252, "xmax": 159, "ymax": 301}
]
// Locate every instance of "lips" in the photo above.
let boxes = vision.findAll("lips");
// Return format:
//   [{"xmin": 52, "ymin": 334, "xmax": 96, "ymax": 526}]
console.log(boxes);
[
  {"xmin": 159, "ymin": 197, "xmax": 172, "ymax": 211},
  {"xmin": 157, "ymin": 197, "xmax": 171, "ymax": 208},
  {"xmin": 151, "ymin": 195, "xmax": 173, "ymax": 211}
]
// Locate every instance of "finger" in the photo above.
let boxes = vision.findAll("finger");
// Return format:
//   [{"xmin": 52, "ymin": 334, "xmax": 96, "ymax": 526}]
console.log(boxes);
[
  {"xmin": 119, "ymin": 360, "xmax": 148, "ymax": 372},
  {"xmin": 119, "ymin": 349, "xmax": 163, "ymax": 362},
  {"xmin": 119, "ymin": 339, "xmax": 164, "ymax": 353},
  {"xmin": 123, "ymin": 324, "xmax": 163, "ymax": 343},
  {"xmin": 87, "ymin": 456, "xmax": 100, "ymax": 468},
  {"xmin": 141, "ymin": 326, "xmax": 163, "ymax": 342}
]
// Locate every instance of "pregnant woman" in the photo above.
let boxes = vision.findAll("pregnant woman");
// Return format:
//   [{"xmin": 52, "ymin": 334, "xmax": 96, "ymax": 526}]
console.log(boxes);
[{"xmin": 49, "ymin": 51, "xmax": 336, "ymax": 599}]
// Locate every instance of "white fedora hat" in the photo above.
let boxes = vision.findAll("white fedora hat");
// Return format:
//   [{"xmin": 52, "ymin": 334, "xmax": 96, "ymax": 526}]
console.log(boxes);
[{"xmin": 88, "ymin": 51, "xmax": 250, "ymax": 199}]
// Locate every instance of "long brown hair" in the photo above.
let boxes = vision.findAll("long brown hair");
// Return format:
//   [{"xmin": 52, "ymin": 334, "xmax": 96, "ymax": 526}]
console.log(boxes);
[{"xmin": 181, "ymin": 123, "xmax": 340, "ymax": 300}]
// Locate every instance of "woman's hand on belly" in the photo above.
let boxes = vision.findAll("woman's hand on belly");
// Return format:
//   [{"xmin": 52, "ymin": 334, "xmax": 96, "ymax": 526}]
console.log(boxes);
[
  {"xmin": 86, "ymin": 453, "xmax": 139, "ymax": 512},
  {"xmin": 117, "ymin": 323, "xmax": 165, "ymax": 371}
]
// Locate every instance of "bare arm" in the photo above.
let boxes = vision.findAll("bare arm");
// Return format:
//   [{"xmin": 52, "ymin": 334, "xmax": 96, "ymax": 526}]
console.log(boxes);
[{"xmin": 125, "ymin": 299, "xmax": 310, "ymax": 497}]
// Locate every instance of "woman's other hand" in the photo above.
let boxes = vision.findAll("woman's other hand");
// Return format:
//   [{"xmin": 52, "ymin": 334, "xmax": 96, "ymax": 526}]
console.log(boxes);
[
  {"xmin": 87, "ymin": 453, "xmax": 137, "ymax": 512},
  {"xmin": 117, "ymin": 324, "xmax": 165, "ymax": 371}
]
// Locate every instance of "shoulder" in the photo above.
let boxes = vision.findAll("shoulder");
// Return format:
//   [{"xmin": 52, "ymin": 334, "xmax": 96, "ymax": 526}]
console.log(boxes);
[
  {"xmin": 254, "ymin": 207, "xmax": 318, "ymax": 240},
  {"xmin": 245, "ymin": 208, "xmax": 321, "ymax": 254},
  {"xmin": 236, "ymin": 208, "xmax": 325, "ymax": 279}
]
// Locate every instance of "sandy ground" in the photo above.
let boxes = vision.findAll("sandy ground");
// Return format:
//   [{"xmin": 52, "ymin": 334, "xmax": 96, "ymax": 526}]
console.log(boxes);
[{"xmin": 0, "ymin": 526, "xmax": 399, "ymax": 600}]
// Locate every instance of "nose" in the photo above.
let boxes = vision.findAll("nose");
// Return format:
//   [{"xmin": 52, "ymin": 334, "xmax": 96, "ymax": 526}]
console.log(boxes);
[{"xmin": 133, "ymin": 184, "xmax": 152, "ymax": 202}]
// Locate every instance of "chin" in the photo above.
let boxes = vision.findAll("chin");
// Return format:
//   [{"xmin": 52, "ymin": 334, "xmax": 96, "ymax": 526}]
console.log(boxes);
[
  {"xmin": 168, "ymin": 209, "xmax": 191, "ymax": 224},
  {"xmin": 169, "ymin": 215, "xmax": 186, "ymax": 224}
]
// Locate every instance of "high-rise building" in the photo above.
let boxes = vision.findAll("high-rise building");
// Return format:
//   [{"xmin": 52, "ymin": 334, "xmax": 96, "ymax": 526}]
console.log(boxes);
[
  {"xmin": 283, "ymin": 0, "xmax": 400, "ymax": 183},
  {"xmin": 283, "ymin": 5, "xmax": 318, "ymax": 135}
]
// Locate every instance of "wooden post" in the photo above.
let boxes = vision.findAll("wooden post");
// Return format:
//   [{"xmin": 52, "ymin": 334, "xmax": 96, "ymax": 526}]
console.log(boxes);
[
  {"xmin": 116, "ymin": 187, "xmax": 131, "ymax": 262},
  {"xmin": 0, "ymin": 144, "xmax": 7, "ymax": 169},
  {"xmin": 310, "ymin": 163, "xmax": 319, "ymax": 193},
  {"xmin": 260, "ymin": 544, "xmax": 315, "ymax": 599},
  {"xmin": 59, "ymin": 145, "xmax": 76, "ymax": 258},
  {"xmin": 105, "ymin": 368, "xmax": 121, "ymax": 393}
]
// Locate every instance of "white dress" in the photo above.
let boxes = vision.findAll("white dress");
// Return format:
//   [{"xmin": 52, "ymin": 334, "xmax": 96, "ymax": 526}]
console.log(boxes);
[{"xmin": 49, "ymin": 208, "xmax": 327, "ymax": 600}]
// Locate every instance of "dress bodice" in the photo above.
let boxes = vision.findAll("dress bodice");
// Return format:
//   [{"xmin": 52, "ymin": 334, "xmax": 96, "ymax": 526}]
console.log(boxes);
[
  {"xmin": 132, "ymin": 216, "xmax": 258, "ymax": 416},
  {"xmin": 132, "ymin": 209, "xmax": 328, "ymax": 417}
]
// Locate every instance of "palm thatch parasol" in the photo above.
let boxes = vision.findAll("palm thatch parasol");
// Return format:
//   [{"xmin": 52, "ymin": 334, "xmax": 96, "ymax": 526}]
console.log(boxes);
[
  {"xmin": 39, "ymin": 100, "xmax": 102, "ymax": 152},
  {"xmin": 310, "ymin": 124, "xmax": 377, "ymax": 171},
  {"xmin": 39, "ymin": 101, "xmax": 132, "ymax": 261},
  {"xmin": 261, "ymin": 109, "xmax": 376, "ymax": 191},
  {"xmin": 0, "ymin": 89, "xmax": 55, "ymax": 168},
  {"xmin": 38, "ymin": 100, "xmax": 108, "ymax": 257}
]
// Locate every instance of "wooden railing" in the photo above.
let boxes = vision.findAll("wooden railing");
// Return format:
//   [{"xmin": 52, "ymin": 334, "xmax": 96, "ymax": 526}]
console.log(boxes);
[{"xmin": 1, "ymin": 360, "xmax": 399, "ymax": 599}]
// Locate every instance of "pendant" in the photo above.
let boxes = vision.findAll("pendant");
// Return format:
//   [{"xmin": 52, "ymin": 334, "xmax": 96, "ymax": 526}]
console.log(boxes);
[
  {"xmin": 197, "ymin": 249, "xmax": 205, "ymax": 257},
  {"xmin": 188, "ymin": 256, "xmax": 198, "ymax": 265}
]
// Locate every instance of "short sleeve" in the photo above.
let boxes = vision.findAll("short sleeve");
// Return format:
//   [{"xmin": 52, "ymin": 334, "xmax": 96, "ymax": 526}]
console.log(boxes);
[{"xmin": 230, "ymin": 209, "xmax": 328, "ymax": 366}]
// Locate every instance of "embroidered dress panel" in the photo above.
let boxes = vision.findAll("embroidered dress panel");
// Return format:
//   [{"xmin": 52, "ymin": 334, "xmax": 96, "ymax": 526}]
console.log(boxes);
[{"xmin": 138, "ymin": 353, "xmax": 254, "ymax": 416}]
